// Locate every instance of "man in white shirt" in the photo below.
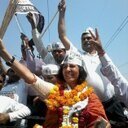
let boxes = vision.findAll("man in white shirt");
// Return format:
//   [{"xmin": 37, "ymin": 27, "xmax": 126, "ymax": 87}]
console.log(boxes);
[
  {"xmin": 94, "ymin": 34, "xmax": 128, "ymax": 108},
  {"xmin": 26, "ymin": 12, "xmax": 76, "ymax": 65},
  {"xmin": 0, "ymin": 68, "xmax": 28, "ymax": 105},
  {"xmin": 0, "ymin": 95, "xmax": 31, "ymax": 126}
]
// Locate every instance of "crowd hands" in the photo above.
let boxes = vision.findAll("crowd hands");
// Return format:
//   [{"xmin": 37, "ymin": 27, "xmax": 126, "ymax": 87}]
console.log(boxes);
[{"xmin": 0, "ymin": 0, "xmax": 128, "ymax": 127}]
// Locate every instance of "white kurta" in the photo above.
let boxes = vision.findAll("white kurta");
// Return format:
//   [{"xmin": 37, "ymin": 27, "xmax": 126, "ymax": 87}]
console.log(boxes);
[
  {"xmin": 82, "ymin": 52, "xmax": 115, "ymax": 102},
  {"xmin": 0, "ymin": 79, "xmax": 28, "ymax": 105},
  {"xmin": 100, "ymin": 53, "xmax": 128, "ymax": 107},
  {"xmin": 0, "ymin": 95, "xmax": 31, "ymax": 122}
]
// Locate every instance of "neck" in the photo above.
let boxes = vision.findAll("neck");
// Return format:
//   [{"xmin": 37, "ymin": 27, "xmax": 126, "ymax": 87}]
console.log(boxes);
[
  {"xmin": 67, "ymin": 81, "xmax": 78, "ymax": 89},
  {"xmin": 89, "ymin": 49, "xmax": 97, "ymax": 55}
]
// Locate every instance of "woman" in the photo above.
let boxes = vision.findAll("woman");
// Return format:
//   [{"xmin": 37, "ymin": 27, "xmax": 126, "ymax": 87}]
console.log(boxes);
[{"xmin": 0, "ymin": 39, "xmax": 110, "ymax": 128}]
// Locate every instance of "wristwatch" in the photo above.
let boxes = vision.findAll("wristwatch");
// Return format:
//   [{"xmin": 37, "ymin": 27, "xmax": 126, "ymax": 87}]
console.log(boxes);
[{"xmin": 6, "ymin": 56, "xmax": 15, "ymax": 66}]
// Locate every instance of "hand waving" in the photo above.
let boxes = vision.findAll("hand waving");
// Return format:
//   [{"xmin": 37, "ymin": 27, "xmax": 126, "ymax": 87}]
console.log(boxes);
[
  {"xmin": 58, "ymin": 0, "xmax": 66, "ymax": 12},
  {"xmin": 89, "ymin": 28, "xmax": 105, "ymax": 56},
  {"xmin": 26, "ymin": 12, "xmax": 36, "ymax": 29}
]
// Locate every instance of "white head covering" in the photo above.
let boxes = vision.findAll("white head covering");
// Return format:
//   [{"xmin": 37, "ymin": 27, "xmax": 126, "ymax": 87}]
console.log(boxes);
[
  {"xmin": 62, "ymin": 52, "xmax": 83, "ymax": 67},
  {"xmin": 42, "ymin": 64, "xmax": 60, "ymax": 76},
  {"xmin": 82, "ymin": 27, "xmax": 95, "ymax": 37},
  {"xmin": 51, "ymin": 42, "xmax": 65, "ymax": 51}
]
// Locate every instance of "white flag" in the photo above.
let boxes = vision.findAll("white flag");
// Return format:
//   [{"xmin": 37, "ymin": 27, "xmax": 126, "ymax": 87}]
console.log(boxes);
[{"xmin": 15, "ymin": 0, "xmax": 39, "ymax": 14}]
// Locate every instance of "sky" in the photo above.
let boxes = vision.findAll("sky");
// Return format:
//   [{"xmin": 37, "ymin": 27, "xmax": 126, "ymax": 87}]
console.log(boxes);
[{"xmin": 0, "ymin": 0, "xmax": 128, "ymax": 79}]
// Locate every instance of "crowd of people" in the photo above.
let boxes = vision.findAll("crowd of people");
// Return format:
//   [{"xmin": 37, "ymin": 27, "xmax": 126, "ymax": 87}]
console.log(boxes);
[{"xmin": 0, "ymin": 0, "xmax": 128, "ymax": 128}]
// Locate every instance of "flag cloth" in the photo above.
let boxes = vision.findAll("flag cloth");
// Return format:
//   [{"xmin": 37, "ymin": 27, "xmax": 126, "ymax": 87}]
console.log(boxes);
[
  {"xmin": 15, "ymin": 0, "xmax": 44, "ymax": 33},
  {"xmin": 32, "ymin": 13, "xmax": 45, "ymax": 33},
  {"xmin": 28, "ymin": 13, "xmax": 45, "ymax": 47},
  {"xmin": 15, "ymin": 0, "xmax": 39, "ymax": 14}
]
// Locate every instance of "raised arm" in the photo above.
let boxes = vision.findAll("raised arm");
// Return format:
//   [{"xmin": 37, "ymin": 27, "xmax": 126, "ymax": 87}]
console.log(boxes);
[
  {"xmin": 0, "ymin": 39, "xmax": 54, "ymax": 99},
  {"xmin": 0, "ymin": 39, "xmax": 35, "ymax": 84},
  {"xmin": 26, "ymin": 12, "xmax": 48, "ymax": 59},
  {"xmin": 58, "ymin": 0, "xmax": 72, "ymax": 50},
  {"xmin": 89, "ymin": 28, "xmax": 128, "ymax": 107}
]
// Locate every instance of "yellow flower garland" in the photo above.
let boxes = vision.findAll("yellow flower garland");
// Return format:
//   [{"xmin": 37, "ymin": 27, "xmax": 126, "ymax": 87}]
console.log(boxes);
[{"xmin": 45, "ymin": 81, "xmax": 93, "ymax": 111}]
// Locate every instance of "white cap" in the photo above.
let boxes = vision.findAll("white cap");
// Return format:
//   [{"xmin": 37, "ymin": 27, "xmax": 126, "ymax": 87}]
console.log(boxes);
[
  {"xmin": 42, "ymin": 64, "xmax": 60, "ymax": 76},
  {"xmin": 82, "ymin": 27, "xmax": 95, "ymax": 37},
  {"xmin": 63, "ymin": 52, "xmax": 83, "ymax": 67},
  {"xmin": 51, "ymin": 42, "xmax": 65, "ymax": 51}
]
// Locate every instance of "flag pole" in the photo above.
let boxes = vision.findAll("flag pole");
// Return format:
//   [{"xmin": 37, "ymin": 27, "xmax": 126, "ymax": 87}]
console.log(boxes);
[
  {"xmin": 0, "ymin": 0, "xmax": 17, "ymax": 39},
  {"xmin": 14, "ymin": 14, "xmax": 24, "ymax": 34},
  {"xmin": 40, "ymin": 0, "xmax": 62, "ymax": 38},
  {"xmin": 40, "ymin": 9, "xmax": 59, "ymax": 38}
]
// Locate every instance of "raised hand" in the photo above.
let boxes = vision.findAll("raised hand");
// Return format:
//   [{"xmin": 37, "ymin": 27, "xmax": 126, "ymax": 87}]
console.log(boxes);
[
  {"xmin": 89, "ymin": 28, "xmax": 105, "ymax": 56},
  {"xmin": 26, "ymin": 12, "xmax": 36, "ymax": 29},
  {"xmin": 58, "ymin": 0, "xmax": 66, "ymax": 12}
]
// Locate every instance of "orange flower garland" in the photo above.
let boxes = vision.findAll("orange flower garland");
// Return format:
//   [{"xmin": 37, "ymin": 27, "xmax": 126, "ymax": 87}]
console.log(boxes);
[{"xmin": 45, "ymin": 81, "xmax": 94, "ymax": 111}]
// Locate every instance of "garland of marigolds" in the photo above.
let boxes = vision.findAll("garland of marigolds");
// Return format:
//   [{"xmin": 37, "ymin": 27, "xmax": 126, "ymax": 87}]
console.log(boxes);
[{"xmin": 45, "ymin": 81, "xmax": 94, "ymax": 111}]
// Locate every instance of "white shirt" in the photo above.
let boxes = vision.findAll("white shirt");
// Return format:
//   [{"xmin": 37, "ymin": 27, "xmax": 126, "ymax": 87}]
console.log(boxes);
[
  {"xmin": 81, "ymin": 52, "xmax": 115, "ymax": 102},
  {"xmin": 32, "ymin": 28, "xmax": 76, "ymax": 65},
  {"xmin": 0, "ymin": 79, "xmax": 28, "ymax": 105},
  {"xmin": 100, "ymin": 53, "xmax": 128, "ymax": 107},
  {"xmin": 69, "ymin": 43, "xmax": 115, "ymax": 102},
  {"xmin": 0, "ymin": 96, "xmax": 31, "ymax": 122},
  {"xmin": 32, "ymin": 29, "xmax": 56, "ymax": 64}
]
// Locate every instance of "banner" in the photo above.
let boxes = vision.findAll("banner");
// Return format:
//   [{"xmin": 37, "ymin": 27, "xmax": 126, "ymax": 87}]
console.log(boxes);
[
  {"xmin": 15, "ymin": 0, "xmax": 39, "ymax": 14},
  {"xmin": 15, "ymin": 0, "xmax": 44, "ymax": 33},
  {"xmin": 33, "ymin": 13, "xmax": 45, "ymax": 33}
]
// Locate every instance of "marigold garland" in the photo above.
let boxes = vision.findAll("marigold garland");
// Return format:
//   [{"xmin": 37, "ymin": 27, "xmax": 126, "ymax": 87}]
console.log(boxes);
[{"xmin": 45, "ymin": 81, "xmax": 93, "ymax": 111}]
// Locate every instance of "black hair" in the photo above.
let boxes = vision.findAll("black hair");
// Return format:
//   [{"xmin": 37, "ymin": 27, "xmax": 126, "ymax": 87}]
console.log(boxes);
[
  {"xmin": 6, "ymin": 68, "xmax": 20, "ymax": 84},
  {"xmin": 58, "ymin": 65, "xmax": 87, "ymax": 84}
]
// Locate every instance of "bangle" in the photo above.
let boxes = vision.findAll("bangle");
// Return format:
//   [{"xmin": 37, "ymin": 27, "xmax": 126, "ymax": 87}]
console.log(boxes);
[{"xmin": 6, "ymin": 56, "xmax": 15, "ymax": 67}]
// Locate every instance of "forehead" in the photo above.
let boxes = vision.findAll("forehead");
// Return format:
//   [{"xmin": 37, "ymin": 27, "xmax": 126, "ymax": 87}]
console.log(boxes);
[
  {"xmin": 82, "ymin": 33, "xmax": 92, "ymax": 38},
  {"xmin": 43, "ymin": 75, "xmax": 56, "ymax": 79},
  {"xmin": 62, "ymin": 63, "xmax": 79, "ymax": 68},
  {"xmin": 52, "ymin": 49, "xmax": 65, "ymax": 53}
]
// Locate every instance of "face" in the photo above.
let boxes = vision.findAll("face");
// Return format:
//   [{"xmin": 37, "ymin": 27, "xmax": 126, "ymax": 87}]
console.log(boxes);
[
  {"xmin": 52, "ymin": 49, "xmax": 66, "ymax": 64},
  {"xmin": 43, "ymin": 75, "xmax": 58, "ymax": 84},
  {"xmin": 81, "ymin": 34, "xmax": 95, "ymax": 53},
  {"xmin": 23, "ymin": 37, "xmax": 29, "ymax": 42},
  {"xmin": 62, "ymin": 63, "xmax": 79, "ymax": 88},
  {"xmin": 6, "ymin": 69, "xmax": 20, "ymax": 83}
]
